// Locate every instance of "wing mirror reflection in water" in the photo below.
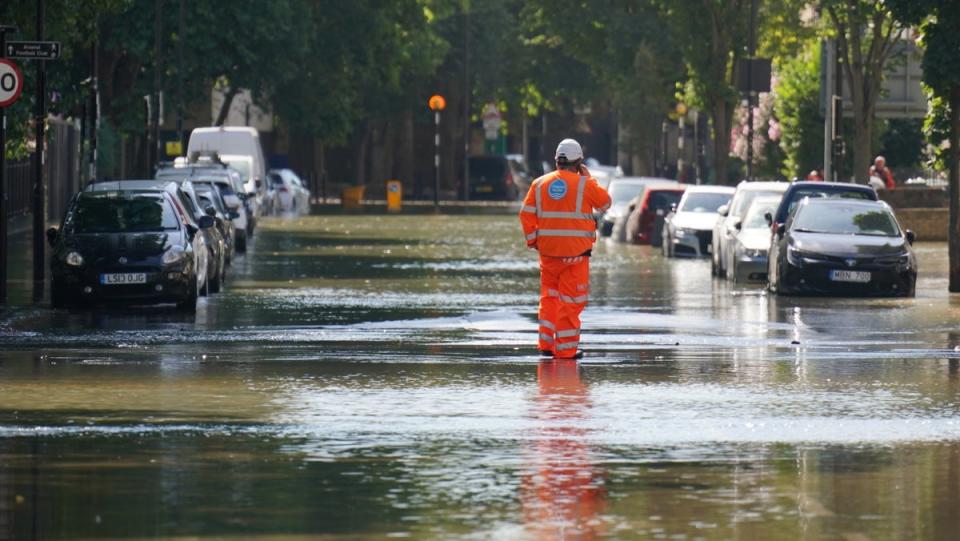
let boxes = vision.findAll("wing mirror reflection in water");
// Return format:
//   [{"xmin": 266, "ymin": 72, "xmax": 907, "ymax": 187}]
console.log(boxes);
[{"xmin": 522, "ymin": 360, "xmax": 606, "ymax": 538}]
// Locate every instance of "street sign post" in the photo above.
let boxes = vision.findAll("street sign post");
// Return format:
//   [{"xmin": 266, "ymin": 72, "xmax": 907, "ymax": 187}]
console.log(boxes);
[
  {"xmin": 5, "ymin": 40, "xmax": 60, "ymax": 60},
  {"xmin": 0, "ymin": 26, "xmax": 18, "ymax": 305}
]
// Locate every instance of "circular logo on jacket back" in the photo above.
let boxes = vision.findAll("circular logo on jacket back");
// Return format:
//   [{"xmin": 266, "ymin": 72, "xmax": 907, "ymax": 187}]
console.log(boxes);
[{"xmin": 547, "ymin": 179, "xmax": 567, "ymax": 200}]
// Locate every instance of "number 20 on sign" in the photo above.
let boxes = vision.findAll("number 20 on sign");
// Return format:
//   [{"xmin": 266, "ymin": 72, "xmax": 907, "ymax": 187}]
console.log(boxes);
[{"xmin": 0, "ymin": 59, "xmax": 23, "ymax": 108}]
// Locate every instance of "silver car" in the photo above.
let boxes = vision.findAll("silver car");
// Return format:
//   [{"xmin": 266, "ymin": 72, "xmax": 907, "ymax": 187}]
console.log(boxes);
[
  {"xmin": 711, "ymin": 181, "xmax": 788, "ymax": 278},
  {"xmin": 729, "ymin": 195, "xmax": 783, "ymax": 283},
  {"xmin": 662, "ymin": 186, "xmax": 735, "ymax": 258}
]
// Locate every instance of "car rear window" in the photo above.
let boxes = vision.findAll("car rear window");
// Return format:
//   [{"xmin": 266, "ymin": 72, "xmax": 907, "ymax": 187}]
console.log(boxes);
[
  {"xmin": 793, "ymin": 204, "xmax": 900, "ymax": 237},
  {"xmin": 69, "ymin": 194, "xmax": 179, "ymax": 233},
  {"xmin": 680, "ymin": 192, "xmax": 731, "ymax": 213},
  {"xmin": 469, "ymin": 158, "xmax": 506, "ymax": 182},
  {"xmin": 608, "ymin": 182, "xmax": 646, "ymax": 204},
  {"xmin": 648, "ymin": 190, "xmax": 683, "ymax": 212}
]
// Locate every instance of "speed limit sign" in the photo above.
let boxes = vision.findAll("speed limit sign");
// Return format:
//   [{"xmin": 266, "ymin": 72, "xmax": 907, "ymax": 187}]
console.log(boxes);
[{"xmin": 0, "ymin": 59, "xmax": 23, "ymax": 108}]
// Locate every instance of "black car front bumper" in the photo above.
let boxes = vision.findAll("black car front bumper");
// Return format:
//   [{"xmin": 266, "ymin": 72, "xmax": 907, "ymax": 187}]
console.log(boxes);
[
  {"xmin": 52, "ymin": 265, "xmax": 194, "ymax": 306},
  {"xmin": 779, "ymin": 260, "xmax": 916, "ymax": 296}
]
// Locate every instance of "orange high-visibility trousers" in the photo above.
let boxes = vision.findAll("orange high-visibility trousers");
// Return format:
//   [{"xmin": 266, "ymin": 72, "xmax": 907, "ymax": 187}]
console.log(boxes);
[{"xmin": 538, "ymin": 255, "xmax": 590, "ymax": 358}]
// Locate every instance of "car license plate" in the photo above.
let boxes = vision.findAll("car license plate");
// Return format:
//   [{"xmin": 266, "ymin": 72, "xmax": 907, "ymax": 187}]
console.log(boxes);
[
  {"xmin": 829, "ymin": 270, "xmax": 871, "ymax": 283},
  {"xmin": 476, "ymin": 186, "xmax": 493, "ymax": 193},
  {"xmin": 100, "ymin": 273, "xmax": 147, "ymax": 285}
]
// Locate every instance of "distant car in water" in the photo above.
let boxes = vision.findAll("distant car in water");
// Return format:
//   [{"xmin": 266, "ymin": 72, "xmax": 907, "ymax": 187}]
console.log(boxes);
[
  {"xmin": 624, "ymin": 185, "xmax": 686, "ymax": 246},
  {"xmin": 468, "ymin": 155, "xmax": 521, "ymax": 200},
  {"xmin": 727, "ymin": 195, "xmax": 783, "ymax": 283},
  {"xmin": 601, "ymin": 177, "xmax": 676, "ymax": 239},
  {"xmin": 767, "ymin": 198, "xmax": 916, "ymax": 296},
  {"xmin": 712, "ymin": 181, "xmax": 788, "ymax": 278},
  {"xmin": 47, "ymin": 188, "xmax": 214, "ymax": 311},
  {"xmin": 661, "ymin": 185, "xmax": 735, "ymax": 258},
  {"xmin": 583, "ymin": 158, "xmax": 623, "ymax": 191},
  {"xmin": 268, "ymin": 169, "xmax": 311, "ymax": 215}
]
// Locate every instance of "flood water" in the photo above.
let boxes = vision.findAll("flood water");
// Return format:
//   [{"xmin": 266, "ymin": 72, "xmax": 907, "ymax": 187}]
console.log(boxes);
[{"xmin": 2, "ymin": 211, "xmax": 960, "ymax": 540}]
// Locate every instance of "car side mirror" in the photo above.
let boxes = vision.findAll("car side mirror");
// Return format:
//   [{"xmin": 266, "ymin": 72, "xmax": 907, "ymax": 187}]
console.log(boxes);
[
  {"xmin": 205, "ymin": 206, "xmax": 217, "ymax": 217},
  {"xmin": 776, "ymin": 223, "xmax": 786, "ymax": 239},
  {"xmin": 186, "ymin": 224, "xmax": 199, "ymax": 239},
  {"xmin": 255, "ymin": 179, "xmax": 263, "ymax": 189},
  {"xmin": 229, "ymin": 210, "xmax": 240, "ymax": 220},
  {"xmin": 734, "ymin": 221, "xmax": 742, "ymax": 231},
  {"xmin": 670, "ymin": 203, "xmax": 677, "ymax": 214},
  {"xmin": 905, "ymin": 230, "xmax": 916, "ymax": 245},
  {"xmin": 718, "ymin": 204, "xmax": 729, "ymax": 217},
  {"xmin": 198, "ymin": 215, "xmax": 215, "ymax": 229},
  {"xmin": 46, "ymin": 226, "xmax": 59, "ymax": 247},
  {"xmin": 764, "ymin": 211, "xmax": 773, "ymax": 226}
]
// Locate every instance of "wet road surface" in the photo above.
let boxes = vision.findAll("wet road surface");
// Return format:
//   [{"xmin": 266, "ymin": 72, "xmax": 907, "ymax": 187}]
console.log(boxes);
[{"xmin": 2, "ymin": 212, "xmax": 960, "ymax": 539}]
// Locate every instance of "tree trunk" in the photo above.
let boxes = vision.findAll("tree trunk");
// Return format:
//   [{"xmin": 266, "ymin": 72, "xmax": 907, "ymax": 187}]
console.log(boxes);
[
  {"xmin": 852, "ymin": 109, "xmax": 873, "ymax": 184},
  {"xmin": 214, "ymin": 87, "xmax": 239, "ymax": 126},
  {"xmin": 398, "ymin": 109, "xmax": 415, "ymax": 198},
  {"xmin": 352, "ymin": 122, "xmax": 370, "ymax": 187},
  {"xmin": 949, "ymin": 85, "xmax": 960, "ymax": 292},
  {"xmin": 712, "ymin": 99, "xmax": 732, "ymax": 185}
]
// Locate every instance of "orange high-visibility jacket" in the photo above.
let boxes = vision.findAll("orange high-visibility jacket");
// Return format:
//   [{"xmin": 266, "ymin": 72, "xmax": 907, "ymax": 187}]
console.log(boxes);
[{"xmin": 520, "ymin": 169, "xmax": 611, "ymax": 257}]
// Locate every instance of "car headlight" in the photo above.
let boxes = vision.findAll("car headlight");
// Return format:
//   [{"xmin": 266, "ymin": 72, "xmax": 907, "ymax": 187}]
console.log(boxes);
[
  {"xmin": 786, "ymin": 246, "xmax": 804, "ymax": 267},
  {"xmin": 162, "ymin": 247, "xmax": 186, "ymax": 265},
  {"xmin": 675, "ymin": 227, "xmax": 695, "ymax": 238},
  {"xmin": 65, "ymin": 251, "xmax": 84, "ymax": 266}
]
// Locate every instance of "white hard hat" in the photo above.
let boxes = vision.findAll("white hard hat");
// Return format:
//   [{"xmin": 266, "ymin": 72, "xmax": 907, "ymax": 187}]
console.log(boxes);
[{"xmin": 555, "ymin": 138, "xmax": 583, "ymax": 162}]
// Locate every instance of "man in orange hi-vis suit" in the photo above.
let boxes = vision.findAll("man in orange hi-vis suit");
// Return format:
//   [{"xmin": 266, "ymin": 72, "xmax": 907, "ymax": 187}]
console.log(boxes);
[{"xmin": 520, "ymin": 139, "xmax": 611, "ymax": 359}]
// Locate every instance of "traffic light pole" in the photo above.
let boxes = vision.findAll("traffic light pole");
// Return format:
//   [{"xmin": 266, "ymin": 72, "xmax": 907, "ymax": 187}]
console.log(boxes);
[{"xmin": 434, "ymin": 111, "xmax": 440, "ymax": 207}]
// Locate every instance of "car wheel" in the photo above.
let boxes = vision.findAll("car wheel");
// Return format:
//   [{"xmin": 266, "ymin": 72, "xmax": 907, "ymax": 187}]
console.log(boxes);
[
  {"xmin": 51, "ymin": 281, "xmax": 69, "ymax": 309},
  {"xmin": 235, "ymin": 230, "xmax": 247, "ymax": 253},
  {"xmin": 177, "ymin": 277, "xmax": 198, "ymax": 313}
]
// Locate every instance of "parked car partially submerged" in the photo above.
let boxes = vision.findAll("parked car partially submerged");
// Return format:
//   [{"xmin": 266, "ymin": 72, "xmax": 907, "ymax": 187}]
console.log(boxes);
[
  {"xmin": 662, "ymin": 185, "xmax": 735, "ymax": 257},
  {"xmin": 47, "ymin": 187, "xmax": 214, "ymax": 311},
  {"xmin": 727, "ymin": 195, "xmax": 783, "ymax": 283},
  {"xmin": 712, "ymin": 181, "xmax": 788, "ymax": 278},
  {"xmin": 767, "ymin": 198, "xmax": 917, "ymax": 297}
]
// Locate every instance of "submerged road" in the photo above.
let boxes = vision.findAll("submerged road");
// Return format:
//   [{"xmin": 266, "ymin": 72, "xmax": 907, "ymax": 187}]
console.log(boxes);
[{"xmin": 2, "ymin": 211, "xmax": 960, "ymax": 539}]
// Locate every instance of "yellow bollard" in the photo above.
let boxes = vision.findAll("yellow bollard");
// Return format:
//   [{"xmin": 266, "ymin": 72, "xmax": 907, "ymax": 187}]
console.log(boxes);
[
  {"xmin": 385, "ymin": 180, "xmax": 402, "ymax": 213},
  {"xmin": 341, "ymin": 186, "xmax": 365, "ymax": 210}
]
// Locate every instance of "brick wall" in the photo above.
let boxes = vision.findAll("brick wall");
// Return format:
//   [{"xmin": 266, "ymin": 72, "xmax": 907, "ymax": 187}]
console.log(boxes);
[{"xmin": 895, "ymin": 208, "xmax": 948, "ymax": 241}]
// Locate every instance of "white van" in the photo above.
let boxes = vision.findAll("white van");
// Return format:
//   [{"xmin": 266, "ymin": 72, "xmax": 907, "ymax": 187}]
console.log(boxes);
[{"xmin": 187, "ymin": 127, "xmax": 268, "ymax": 214}]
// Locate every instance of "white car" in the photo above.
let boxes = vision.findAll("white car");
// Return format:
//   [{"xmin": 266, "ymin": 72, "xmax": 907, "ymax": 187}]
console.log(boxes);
[
  {"xmin": 729, "ymin": 195, "xmax": 783, "ymax": 283},
  {"xmin": 712, "ymin": 181, "xmax": 788, "ymax": 278},
  {"xmin": 268, "ymin": 169, "xmax": 311, "ymax": 215},
  {"xmin": 662, "ymin": 185, "xmax": 735, "ymax": 258}
]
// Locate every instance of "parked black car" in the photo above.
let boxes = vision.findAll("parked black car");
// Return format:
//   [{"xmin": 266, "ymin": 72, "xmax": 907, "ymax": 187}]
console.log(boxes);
[
  {"xmin": 47, "ymin": 189, "xmax": 215, "ymax": 311},
  {"xmin": 468, "ymin": 155, "xmax": 521, "ymax": 200},
  {"xmin": 765, "ymin": 181, "xmax": 877, "ymax": 231},
  {"xmin": 767, "ymin": 198, "xmax": 917, "ymax": 296},
  {"xmin": 85, "ymin": 179, "xmax": 228, "ymax": 294}
]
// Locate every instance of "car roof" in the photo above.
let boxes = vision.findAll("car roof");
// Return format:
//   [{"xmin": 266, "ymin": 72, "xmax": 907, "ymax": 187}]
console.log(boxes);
[
  {"xmin": 735, "ymin": 181, "xmax": 789, "ymax": 192},
  {"xmin": 683, "ymin": 185, "xmax": 736, "ymax": 194},
  {"xmin": 788, "ymin": 181, "xmax": 873, "ymax": 190},
  {"xmin": 86, "ymin": 179, "xmax": 174, "ymax": 192},
  {"xmin": 798, "ymin": 197, "xmax": 890, "ymax": 210}
]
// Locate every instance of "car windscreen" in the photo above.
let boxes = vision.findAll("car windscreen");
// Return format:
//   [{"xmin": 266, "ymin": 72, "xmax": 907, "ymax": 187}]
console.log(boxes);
[
  {"xmin": 732, "ymin": 190, "xmax": 783, "ymax": 217},
  {"xmin": 213, "ymin": 182, "xmax": 237, "ymax": 198},
  {"xmin": 469, "ymin": 158, "xmax": 506, "ymax": 182},
  {"xmin": 742, "ymin": 200, "xmax": 780, "ymax": 230},
  {"xmin": 68, "ymin": 194, "xmax": 179, "ymax": 233},
  {"xmin": 194, "ymin": 186, "xmax": 225, "ymax": 213},
  {"xmin": 783, "ymin": 188, "xmax": 873, "ymax": 219},
  {"xmin": 679, "ymin": 192, "xmax": 731, "ymax": 213},
  {"xmin": 223, "ymin": 159, "xmax": 252, "ymax": 183},
  {"xmin": 648, "ymin": 191, "xmax": 683, "ymax": 212},
  {"xmin": 608, "ymin": 182, "xmax": 646, "ymax": 204},
  {"xmin": 793, "ymin": 204, "xmax": 900, "ymax": 237}
]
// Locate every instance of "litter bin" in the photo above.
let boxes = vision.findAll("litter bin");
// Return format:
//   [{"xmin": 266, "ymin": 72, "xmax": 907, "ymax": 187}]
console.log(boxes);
[
  {"xmin": 342, "ymin": 185, "xmax": 365, "ymax": 210},
  {"xmin": 386, "ymin": 180, "xmax": 402, "ymax": 212}
]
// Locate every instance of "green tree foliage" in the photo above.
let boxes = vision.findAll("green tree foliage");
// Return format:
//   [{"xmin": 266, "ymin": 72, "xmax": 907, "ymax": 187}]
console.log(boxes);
[{"xmin": 774, "ymin": 40, "xmax": 823, "ymax": 179}]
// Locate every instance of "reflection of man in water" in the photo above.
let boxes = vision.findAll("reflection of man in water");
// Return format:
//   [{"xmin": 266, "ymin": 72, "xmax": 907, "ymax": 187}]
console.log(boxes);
[{"xmin": 522, "ymin": 360, "xmax": 606, "ymax": 539}]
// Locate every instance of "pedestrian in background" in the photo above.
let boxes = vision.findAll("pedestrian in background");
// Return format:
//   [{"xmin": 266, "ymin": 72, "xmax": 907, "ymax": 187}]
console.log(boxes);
[
  {"xmin": 519, "ymin": 139, "xmax": 611, "ymax": 360},
  {"xmin": 869, "ymin": 156, "xmax": 896, "ymax": 190}
]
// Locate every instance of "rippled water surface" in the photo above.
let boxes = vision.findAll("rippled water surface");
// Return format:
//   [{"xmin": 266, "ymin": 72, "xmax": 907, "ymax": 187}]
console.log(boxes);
[{"xmin": 2, "ymin": 212, "xmax": 960, "ymax": 540}]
